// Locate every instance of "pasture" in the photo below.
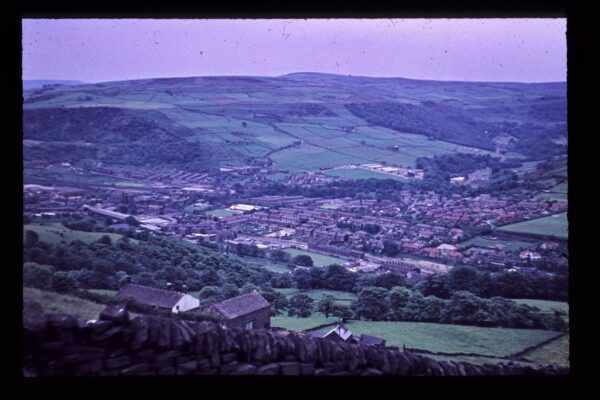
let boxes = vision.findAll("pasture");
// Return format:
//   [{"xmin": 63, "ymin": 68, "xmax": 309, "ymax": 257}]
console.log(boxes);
[
  {"xmin": 324, "ymin": 168, "xmax": 408, "ymax": 182},
  {"xmin": 283, "ymin": 248, "xmax": 347, "ymax": 266},
  {"xmin": 457, "ymin": 236, "xmax": 536, "ymax": 251},
  {"xmin": 24, "ymin": 287, "xmax": 107, "ymax": 320},
  {"xmin": 497, "ymin": 212, "xmax": 568, "ymax": 239},
  {"xmin": 205, "ymin": 209, "xmax": 242, "ymax": 218},
  {"xmin": 271, "ymin": 312, "xmax": 338, "ymax": 332},
  {"xmin": 273, "ymin": 288, "xmax": 358, "ymax": 305},
  {"xmin": 329, "ymin": 320, "xmax": 563, "ymax": 358},
  {"xmin": 521, "ymin": 334, "xmax": 569, "ymax": 367}
]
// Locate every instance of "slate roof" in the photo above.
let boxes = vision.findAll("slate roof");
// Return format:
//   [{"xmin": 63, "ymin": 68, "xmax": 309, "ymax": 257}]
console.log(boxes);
[
  {"xmin": 211, "ymin": 290, "xmax": 270, "ymax": 320},
  {"xmin": 359, "ymin": 334, "xmax": 386, "ymax": 347},
  {"xmin": 116, "ymin": 283, "xmax": 186, "ymax": 309},
  {"xmin": 324, "ymin": 324, "xmax": 353, "ymax": 341}
]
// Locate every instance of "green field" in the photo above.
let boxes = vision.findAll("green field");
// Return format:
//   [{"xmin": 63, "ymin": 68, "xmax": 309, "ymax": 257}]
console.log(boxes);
[
  {"xmin": 205, "ymin": 209, "xmax": 242, "ymax": 218},
  {"xmin": 271, "ymin": 312, "xmax": 339, "ymax": 331},
  {"xmin": 324, "ymin": 168, "xmax": 408, "ymax": 181},
  {"xmin": 497, "ymin": 212, "xmax": 568, "ymax": 239},
  {"xmin": 316, "ymin": 320, "xmax": 563, "ymax": 358},
  {"xmin": 88, "ymin": 289, "xmax": 118, "ymax": 297},
  {"xmin": 24, "ymin": 223, "xmax": 135, "ymax": 246},
  {"xmin": 513, "ymin": 299, "xmax": 569, "ymax": 323},
  {"xmin": 24, "ymin": 287, "xmax": 107, "ymax": 320},
  {"xmin": 521, "ymin": 334, "xmax": 569, "ymax": 367},
  {"xmin": 457, "ymin": 236, "xmax": 536, "ymax": 251},
  {"xmin": 274, "ymin": 288, "xmax": 358, "ymax": 305},
  {"xmin": 283, "ymin": 248, "xmax": 347, "ymax": 266}
]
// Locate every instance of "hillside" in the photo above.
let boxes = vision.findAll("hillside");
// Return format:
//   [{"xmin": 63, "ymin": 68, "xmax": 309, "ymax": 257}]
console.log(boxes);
[{"xmin": 23, "ymin": 73, "xmax": 566, "ymax": 174}]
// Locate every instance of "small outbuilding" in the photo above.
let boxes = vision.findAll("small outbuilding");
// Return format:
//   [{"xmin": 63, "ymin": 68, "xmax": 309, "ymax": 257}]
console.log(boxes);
[
  {"xmin": 358, "ymin": 334, "xmax": 386, "ymax": 348},
  {"xmin": 322, "ymin": 324, "xmax": 357, "ymax": 344}
]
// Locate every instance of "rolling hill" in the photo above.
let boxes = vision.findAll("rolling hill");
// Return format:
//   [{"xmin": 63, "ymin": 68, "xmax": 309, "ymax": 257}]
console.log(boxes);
[{"xmin": 23, "ymin": 73, "xmax": 567, "ymax": 174}]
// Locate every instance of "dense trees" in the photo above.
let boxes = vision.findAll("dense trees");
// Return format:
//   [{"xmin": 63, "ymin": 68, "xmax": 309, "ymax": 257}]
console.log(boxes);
[
  {"xmin": 23, "ymin": 233, "xmax": 277, "ymax": 294},
  {"xmin": 350, "ymin": 285, "xmax": 567, "ymax": 331},
  {"xmin": 292, "ymin": 255, "xmax": 314, "ymax": 267},
  {"xmin": 415, "ymin": 266, "xmax": 568, "ymax": 301},
  {"xmin": 287, "ymin": 293, "xmax": 314, "ymax": 318},
  {"xmin": 316, "ymin": 294, "xmax": 336, "ymax": 318}
]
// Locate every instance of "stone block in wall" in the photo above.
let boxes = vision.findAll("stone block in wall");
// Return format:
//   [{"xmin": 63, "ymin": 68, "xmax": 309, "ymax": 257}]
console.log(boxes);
[
  {"xmin": 121, "ymin": 363, "xmax": 150, "ymax": 376},
  {"xmin": 330, "ymin": 371, "xmax": 352, "ymax": 376},
  {"xmin": 109, "ymin": 348, "xmax": 128, "ymax": 358},
  {"xmin": 157, "ymin": 366, "xmax": 175, "ymax": 375},
  {"xmin": 169, "ymin": 321, "xmax": 183, "ymax": 349},
  {"xmin": 315, "ymin": 368, "xmax": 329, "ymax": 376},
  {"xmin": 284, "ymin": 354, "xmax": 297, "ymax": 362},
  {"xmin": 229, "ymin": 363, "xmax": 257, "ymax": 375},
  {"xmin": 362, "ymin": 368, "xmax": 384, "ymax": 376},
  {"xmin": 47, "ymin": 353, "xmax": 89, "ymax": 370},
  {"xmin": 176, "ymin": 356, "xmax": 191, "ymax": 364},
  {"xmin": 89, "ymin": 320, "xmax": 113, "ymax": 335},
  {"xmin": 154, "ymin": 350, "xmax": 179, "ymax": 368},
  {"xmin": 136, "ymin": 349, "xmax": 155, "ymax": 361},
  {"xmin": 157, "ymin": 319, "xmax": 171, "ymax": 348},
  {"xmin": 219, "ymin": 361, "xmax": 239, "ymax": 374},
  {"xmin": 46, "ymin": 314, "xmax": 78, "ymax": 330},
  {"xmin": 299, "ymin": 363, "xmax": 315, "ymax": 376},
  {"xmin": 40, "ymin": 341, "xmax": 66, "ymax": 353},
  {"xmin": 256, "ymin": 363, "xmax": 280, "ymax": 375},
  {"xmin": 98, "ymin": 370, "xmax": 120, "ymax": 377},
  {"xmin": 64, "ymin": 345, "xmax": 106, "ymax": 360},
  {"xmin": 92, "ymin": 326, "xmax": 125, "ymax": 345},
  {"xmin": 23, "ymin": 300, "xmax": 46, "ymax": 334},
  {"xmin": 146, "ymin": 316, "xmax": 160, "ymax": 346},
  {"xmin": 200, "ymin": 368, "xmax": 218, "ymax": 375},
  {"xmin": 99, "ymin": 306, "xmax": 130, "ymax": 325},
  {"xmin": 130, "ymin": 316, "xmax": 149, "ymax": 350},
  {"xmin": 279, "ymin": 361, "xmax": 300, "ymax": 376},
  {"xmin": 176, "ymin": 360, "xmax": 198, "ymax": 375},
  {"xmin": 198, "ymin": 359, "xmax": 211, "ymax": 372},
  {"xmin": 105, "ymin": 355, "xmax": 132, "ymax": 370},
  {"xmin": 221, "ymin": 352, "xmax": 238, "ymax": 364}
]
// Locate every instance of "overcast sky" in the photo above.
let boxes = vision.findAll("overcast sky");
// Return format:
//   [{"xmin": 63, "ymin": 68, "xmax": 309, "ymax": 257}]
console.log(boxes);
[{"xmin": 22, "ymin": 18, "xmax": 567, "ymax": 83}]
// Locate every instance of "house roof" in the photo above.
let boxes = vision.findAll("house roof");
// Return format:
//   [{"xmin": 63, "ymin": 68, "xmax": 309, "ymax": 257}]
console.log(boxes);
[
  {"xmin": 211, "ymin": 290, "xmax": 270, "ymax": 320},
  {"xmin": 116, "ymin": 283, "xmax": 186, "ymax": 309},
  {"xmin": 359, "ymin": 334, "xmax": 386, "ymax": 346},
  {"xmin": 324, "ymin": 324, "xmax": 353, "ymax": 341}
]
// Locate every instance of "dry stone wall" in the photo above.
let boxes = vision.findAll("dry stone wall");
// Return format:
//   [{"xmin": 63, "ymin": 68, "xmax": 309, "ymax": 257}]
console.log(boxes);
[{"xmin": 22, "ymin": 300, "xmax": 568, "ymax": 377}]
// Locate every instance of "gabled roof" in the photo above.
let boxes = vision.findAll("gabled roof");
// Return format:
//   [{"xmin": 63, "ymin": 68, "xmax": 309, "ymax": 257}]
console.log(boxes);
[
  {"xmin": 324, "ymin": 324, "xmax": 353, "ymax": 341},
  {"xmin": 211, "ymin": 290, "xmax": 270, "ymax": 320},
  {"xmin": 116, "ymin": 283, "xmax": 186, "ymax": 309},
  {"xmin": 359, "ymin": 334, "xmax": 386, "ymax": 346}
]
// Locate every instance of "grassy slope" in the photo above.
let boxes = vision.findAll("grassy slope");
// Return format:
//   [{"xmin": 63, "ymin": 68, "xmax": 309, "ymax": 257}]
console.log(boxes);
[
  {"xmin": 24, "ymin": 287, "xmax": 106, "ymax": 320},
  {"xmin": 335, "ymin": 320, "xmax": 562, "ymax": 358},
  {"xmin": 24, "ymin": 223, "xmax": 135, "ymax": 245},
  {"xmin": 520, "ymin": 334, "xmax": 569, "ymax": 367},
  {"xmin": 497, "ymin": 212, "xmax": 568, "ymax": 239}
]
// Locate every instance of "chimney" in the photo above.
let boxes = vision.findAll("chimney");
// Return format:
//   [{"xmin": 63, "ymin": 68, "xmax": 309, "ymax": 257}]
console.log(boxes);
[{"xmin": 166, "ymin": 282, "xmax": 172, "ymax": 291}]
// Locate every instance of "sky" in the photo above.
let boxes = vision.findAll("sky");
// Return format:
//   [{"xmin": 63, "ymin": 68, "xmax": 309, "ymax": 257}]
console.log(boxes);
[{"xmin": 22, "ymin": 18, "xmax": 567, "ymax": 83}]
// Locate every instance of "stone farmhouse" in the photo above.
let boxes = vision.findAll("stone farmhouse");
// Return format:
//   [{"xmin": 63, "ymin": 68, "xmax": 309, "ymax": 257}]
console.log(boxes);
[
  {"xmin": 201, "ymin": 290, "xmax": 271, "ymax": 330},
  {"xmin": 116, "ymin": 283, "xmax": 200, "ymax": 313}
]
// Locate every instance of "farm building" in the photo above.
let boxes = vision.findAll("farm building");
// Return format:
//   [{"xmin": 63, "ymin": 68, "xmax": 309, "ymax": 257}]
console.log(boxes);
[
  {"xmin": 201, "ymin": 290, "xmax": 271, "ymax": 330},
  {"xmin": 116, "ymin": 283, "xmax": 199, "ymax": 313},
  {"xmin": 358, "ymin": 334, "xmax": 386, "ymax": 348},
  {"xmin": 322, "ymin": 324, "xmax": 357, "ymax": 344}
]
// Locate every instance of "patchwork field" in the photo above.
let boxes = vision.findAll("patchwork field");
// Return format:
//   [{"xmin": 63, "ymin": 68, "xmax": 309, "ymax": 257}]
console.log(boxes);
[
  {"xmin": 312, "ymin": 320, "xmax": 563, "ymax": 358},
  {"xmin": 497, "ymin": 212, "xmax": 568, "ymax": 239},
  {"xmin": 283, "ymin": 248, "xmax": 347, "ymax": 266}
]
